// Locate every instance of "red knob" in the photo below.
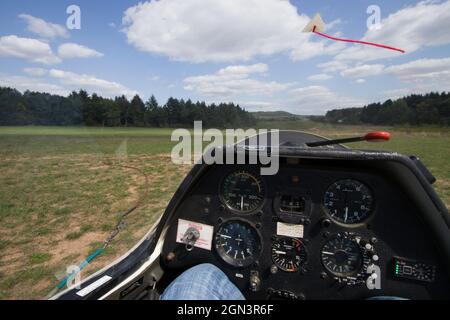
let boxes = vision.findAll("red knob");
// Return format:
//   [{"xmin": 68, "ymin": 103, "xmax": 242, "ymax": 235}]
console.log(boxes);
[{"xmin": 364, "ymin": 132, "xmax": 391, "ymax": 142}]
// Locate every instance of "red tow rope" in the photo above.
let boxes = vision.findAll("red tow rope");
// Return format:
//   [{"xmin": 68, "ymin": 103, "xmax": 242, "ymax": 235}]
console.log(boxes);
[{"xmin": 312, "ymin": 26, "xmax": 405, "ymax": 53}]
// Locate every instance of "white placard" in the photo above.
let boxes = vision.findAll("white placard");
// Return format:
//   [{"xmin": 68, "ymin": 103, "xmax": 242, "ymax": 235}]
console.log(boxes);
[
  {"xmin": 176, "ymin": 219, "xmax": 214, "ymax": 251},
  {"xmin": 276, "ymin": 222, "xmax": 304, "ymax": 238},
  {"xmin": 76, "ymin": 275, "xmax": 112, "ymax": 297}
]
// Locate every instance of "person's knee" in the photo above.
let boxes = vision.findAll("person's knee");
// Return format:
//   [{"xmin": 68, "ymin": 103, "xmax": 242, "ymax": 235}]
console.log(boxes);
[
  {"xmin": 185, "ymin": 263, "xmax": 223, "ymax": 277},
  {"xmin": 161, "ymin": 263, "xmax": 245, "ymax": 300},
  {"xmin": 174, "ymin": 263, "xmax": 227, "ymax": 285}
]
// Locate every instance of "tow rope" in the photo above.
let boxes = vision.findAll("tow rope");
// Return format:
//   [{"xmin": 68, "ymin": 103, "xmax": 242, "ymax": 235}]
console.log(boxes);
[
  {"xmin": 55, "ymin": 248, "xmax": 105, "ymax": 290},
  {"xmin": 54, "ymin": 163, "xmax": 149, "ymax": 293},
  {"xmin": 312, "ymin": 26, "xmax": 405, "ymax": 53},
  {"xmin": 303, "ymin": 14, "xmax": 406, "ymax": 54}
]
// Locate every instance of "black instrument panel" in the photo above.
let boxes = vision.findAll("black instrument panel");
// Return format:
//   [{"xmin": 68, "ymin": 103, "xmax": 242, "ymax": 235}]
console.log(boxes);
[{"xmin": 160, "ymin": 158, "xmax": 450, "ymax": 300}]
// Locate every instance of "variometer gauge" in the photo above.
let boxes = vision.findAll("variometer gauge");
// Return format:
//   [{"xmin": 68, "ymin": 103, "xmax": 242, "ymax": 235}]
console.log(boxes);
[
  {"xmin": 220, "ymin": 170, "xmax": 265, "ymax": 214},
  {"xmin": 323, "ymin": 179, "xmax": 374, "ymax": 225},
  {"xmin": 271, "ymin": 237, "xmax": 308, "ymax": 272}
]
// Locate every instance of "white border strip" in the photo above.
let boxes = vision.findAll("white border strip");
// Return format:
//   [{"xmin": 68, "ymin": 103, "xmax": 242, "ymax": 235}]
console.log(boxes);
[
  {"xmin": 49, "ymin": 216, "xmax": 162, "ymax": 300},
  {"xmin": 76, "ymin": 275, "xmax": 112, "ymax": 297},
  {"xmin": 99, "ymin": 227, "xmax": 168, "ymax": 300}
]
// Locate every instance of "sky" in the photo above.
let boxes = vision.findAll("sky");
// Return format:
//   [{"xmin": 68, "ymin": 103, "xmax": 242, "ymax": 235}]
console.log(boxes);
[{"xmin": 0, "ymin": 0, "xmax": 450, "ymax": 115}]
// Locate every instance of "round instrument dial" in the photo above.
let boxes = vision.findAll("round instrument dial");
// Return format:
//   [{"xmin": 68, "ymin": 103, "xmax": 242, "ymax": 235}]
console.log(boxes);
[
  {"xmin": 220, "ymin": 171, "xmax": 265, "ymax": 214},
  {"xmin": 215, "ymin": 220, "xmax": 261, "ymax": 268},
  {"xmin": 321, "ymin": 234, "xmax": 363, "ymax": 277},
  {"xmin": 271, "ymin": 237, "xmax": 307, "ymax": 272},
  {"xmin": 323, "ymin": 179, "xmax": 373, "ymax": 224}
]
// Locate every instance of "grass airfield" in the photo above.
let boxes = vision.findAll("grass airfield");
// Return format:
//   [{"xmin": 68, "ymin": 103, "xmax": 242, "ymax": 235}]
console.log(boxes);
[{"xmin": 0, "ymin": 123, "xmax": 449, "ymax": 299}]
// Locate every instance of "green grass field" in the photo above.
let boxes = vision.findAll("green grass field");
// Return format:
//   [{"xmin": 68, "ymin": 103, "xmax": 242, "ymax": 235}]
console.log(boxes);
[{"xmin": 0, "ymin": 123, "xmax": 449, "ymax": 299}]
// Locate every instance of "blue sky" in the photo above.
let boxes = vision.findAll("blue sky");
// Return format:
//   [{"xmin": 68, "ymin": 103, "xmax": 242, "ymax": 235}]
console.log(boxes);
[{"xmin": 1, "ymin": 0, "xmax": 449, "ymax": 115}]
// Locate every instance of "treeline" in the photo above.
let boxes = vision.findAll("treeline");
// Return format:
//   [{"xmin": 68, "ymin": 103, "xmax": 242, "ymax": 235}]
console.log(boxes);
[
  {"xmin": 324, "ymin": 92, "xmax": 450, "ymax": 126},
  {"xmin": 0, "ymin": 87, "xmax": 255, "ymax": 128}
]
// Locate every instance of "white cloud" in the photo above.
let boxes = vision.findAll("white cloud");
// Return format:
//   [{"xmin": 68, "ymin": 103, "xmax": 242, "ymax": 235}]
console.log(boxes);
[
  {"xmin": 183, "ymin": 64, "xmax": 367, "ymax": 115},
  {"xmin": 385, "ymin": 57, "xmax": 450, "ymax": 79},
  {"xmin": 0, "ymin": 74, "xmax": 68, "ymax": 96},
  {"xmin": 334, "ymin": 1, "xmax": 450, "ymax": 62},
  {"xmin": 1, "ymin": 69, "xmax": 139, "ymax": 99},
  {"xmin": 19, "ymin": 14, "xmax": 69, "ymax": 39},
  {"xmin": 317, "ymin": 60, "xmax": 348, "ymax": 73},
  {"xmin": 288, "ymin": 86, "xmax": 365, "ymax": 115},
  {"xmin": 356, "ymin": 79, "xmax": 366, "ymax": 84},
  {"xmin": 183, "ymin": 63, "xmax": 290, "ymax": 98},
  {"xmin": 340, "ymin": 64, "xmax": 385, "ymax": 78},
  {"xmin": 58, "ymin": 43, "xmax": 104, "ymax": 59},
  {"xmin": 382, "ymin": 88, "xmax": 414, "ymax": 99},
  {"xmin": 337, "ymin": 57, "xmax": 450, "ymax": 99},
  {"xmin": 0, "ymin": 35, "xmax": 61, "ymax": 64},
  {"xmin": 217, "ymin": 63, "xmax": 268, "ymax": 75},
  {"xmin": 48, "ymin": 69, "xmax": 138, "ymax": 98},
  {"xmin": 335, "ymin": 57, "xmax": 450, "ymax": 94},
  {"xmin": 326, "ymin": 19, "xmax": 342, "ymax": 31},
  {"xmin": 384, "ymin": 57, "xmax": 450, "ymax": 93},
  {"xmin": 149, "ymin": 75, "xmax": 160, "ymax": 81},
  {"xmin": 289, "ymin": 41, "xmax": 346, "ymax": 61},
  {"xmin": 122, "ymin": 0, "xmax": 338, "ymax": 63},
  {"xmin": 23, "ymin": 67, "xmax": 48, "ymax": 77},
  {"xmin": 239, "ymin": 101, "xmax": 278, "ymax": 109},
  {"xmin": 307, "ymin": 73, "xmax": 333, "ymax": 81}
]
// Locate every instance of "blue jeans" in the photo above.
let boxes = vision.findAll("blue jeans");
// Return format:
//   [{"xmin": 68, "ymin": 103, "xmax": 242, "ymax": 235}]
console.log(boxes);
[
  {"xmin": 161, "ymin": 263, "xmax": 245, "ymax": 300},
  {"xmin": 161, "ymin": 263, "xmax": 406, "ymax": 300}
]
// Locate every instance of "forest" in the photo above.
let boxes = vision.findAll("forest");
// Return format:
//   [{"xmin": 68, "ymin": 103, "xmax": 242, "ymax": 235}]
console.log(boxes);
[
  {"xmin": 1, "ymin": 87, "xmax": 450, "ymax": 127},
  {"xmin": 323, "ymin": 92, "xmax": 450, "ymax": 126},
  {"xmin": 0, "ymin": 87, "xmax": 255, "ymax": 128}
]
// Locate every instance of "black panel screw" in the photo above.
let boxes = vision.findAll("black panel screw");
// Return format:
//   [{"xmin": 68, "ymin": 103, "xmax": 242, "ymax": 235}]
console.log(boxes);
[{"xmin": 321, "ymin": 219, "xmax": 331, "ymax": 228}]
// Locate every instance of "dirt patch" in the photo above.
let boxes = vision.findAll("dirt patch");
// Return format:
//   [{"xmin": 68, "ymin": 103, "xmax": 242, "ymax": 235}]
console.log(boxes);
[
  {"xmin": 0, "ymin": 251, "xmax": 25, "ymax": 275},
  {"xmin": 49, "ymin": 231, "xmax": 108, "ymax": 265},
  {"xmin": 0, "ymin": 152, "xmax": 193, "ymax": 299}
]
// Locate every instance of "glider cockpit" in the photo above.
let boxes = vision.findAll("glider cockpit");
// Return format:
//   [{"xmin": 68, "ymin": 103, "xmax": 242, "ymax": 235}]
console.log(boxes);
[{"xmin": 53, "ymin": 131, "xmax": 450, "ymax": 300}]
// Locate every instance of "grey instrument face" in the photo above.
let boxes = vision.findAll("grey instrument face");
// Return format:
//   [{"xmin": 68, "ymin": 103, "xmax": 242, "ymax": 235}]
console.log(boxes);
[
  {"xmin": 323, "ymin": 179, "xmax": 373, "ymax": 224},
  {"xmin": 220, "ymin": 171, "xmax": 265, "ymax": 214}
]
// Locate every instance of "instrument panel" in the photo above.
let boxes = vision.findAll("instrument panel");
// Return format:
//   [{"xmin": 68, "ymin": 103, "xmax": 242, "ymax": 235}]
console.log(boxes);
[{"xmin": 160, "ymin": 159, "xmax": 450, "ymax": 300}]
